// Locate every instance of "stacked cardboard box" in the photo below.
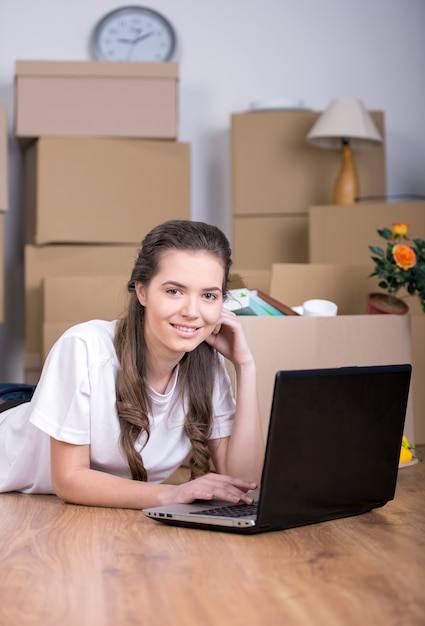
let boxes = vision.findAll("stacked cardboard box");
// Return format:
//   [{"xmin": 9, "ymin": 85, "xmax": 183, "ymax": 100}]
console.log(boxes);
[
  {"xmin": 230, "ymin": 110, "xmax": 386, "ymax": 268},
  {"xmin": 0, "ymin": 103, "xmax": 8, "ymax": 322},
  {"xmin": 14, "ymin": 61, "xmax": 190, "ymax": 381},
  {"xmin": 24, "ymin": 136, "xmax": 190, "ymax": 245},
  {"xmin": 230, "ymin": 110, "xmax": 422, "ymax": 442}
]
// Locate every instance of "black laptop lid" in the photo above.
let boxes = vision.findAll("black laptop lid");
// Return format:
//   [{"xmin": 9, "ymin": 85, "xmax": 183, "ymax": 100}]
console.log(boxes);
[{"xmin": 257, "ymin": 364, "xmax": 411, "ymax": 529}]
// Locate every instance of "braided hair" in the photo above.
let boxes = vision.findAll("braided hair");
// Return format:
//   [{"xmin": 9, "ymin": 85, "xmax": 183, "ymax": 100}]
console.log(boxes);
[{"xmin": 114, "ymin": 220, "xmax": 232, "ymax": 481}]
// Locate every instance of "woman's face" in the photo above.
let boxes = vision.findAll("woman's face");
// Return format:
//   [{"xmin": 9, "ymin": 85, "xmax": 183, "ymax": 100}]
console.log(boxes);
[{"xmin": 135, "ymin": 249, "xmax": 225, "ymax": 361}]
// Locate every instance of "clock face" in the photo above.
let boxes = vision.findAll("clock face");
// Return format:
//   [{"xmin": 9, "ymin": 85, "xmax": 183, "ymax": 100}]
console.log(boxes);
[{"xmin": 92, "ymin": 6, "xmax": 176, "ymax": 62}]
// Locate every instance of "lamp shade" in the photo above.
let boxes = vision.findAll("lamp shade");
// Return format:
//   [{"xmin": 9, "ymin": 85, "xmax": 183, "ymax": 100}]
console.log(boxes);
[{"xmin": 306, "ymin": 98, "xmax": 383, "ymax": 149}]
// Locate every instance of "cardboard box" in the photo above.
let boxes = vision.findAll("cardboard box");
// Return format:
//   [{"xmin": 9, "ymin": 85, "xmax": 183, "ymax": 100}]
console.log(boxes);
[
  {"xmin": 232, "ymin": 215, "xmax": 309, "ymax": 268},
  {"xmin": 231, "ymin": 110, "xmax": 386, "ymax": 216},
  {"xmin": 42, "ymin": 275, "xmax": 129, "ymax": 361},
  {"xmin": 309, "ymin": 202, "xmax": 425, "ymax": 263},
  {"xmin": 43, "ymin": 275, "xmax": 129, "ymax": 325},
  {"xmin": 309, "ymin": 202, "xmax": 425, "ymax": 315},
  {"xmin": 25, "ymin": 244, "xmax": 139, "ymax": 352},
  {"xmin": 269, "ymin": 263, "xmax": 424, "ymax": 444},
  {"xmin": 15, "ymin": 60, "xmax": 179, "ymax": 139},
  {"xmin": 25, "ymin": 137, "xmax": 191, "ymax": 244},
  {"xmin": 237, "ymin": 316, "xmax": 415, "ymax": 445},
  {"xmin": 0, "ymin": 103, "xmax": 7, "ymax": 212}
]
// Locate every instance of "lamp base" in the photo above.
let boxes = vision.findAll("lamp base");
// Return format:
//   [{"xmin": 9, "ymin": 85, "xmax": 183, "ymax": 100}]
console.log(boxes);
[{"xmin": 333, "ymin": 142, "xmax": 359, "ymax": 205}]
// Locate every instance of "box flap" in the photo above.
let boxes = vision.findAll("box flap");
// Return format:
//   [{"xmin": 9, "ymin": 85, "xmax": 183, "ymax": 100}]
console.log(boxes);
[{"xmin": 270, "ymin": 263, "xmax": 377, "ymax": 315}]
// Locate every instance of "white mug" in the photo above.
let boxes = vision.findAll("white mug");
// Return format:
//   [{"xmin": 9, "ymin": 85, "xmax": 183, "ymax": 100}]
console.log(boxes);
[{"xmin": 302, "ymin": 299, "xmax": 338, "ymax": 317}]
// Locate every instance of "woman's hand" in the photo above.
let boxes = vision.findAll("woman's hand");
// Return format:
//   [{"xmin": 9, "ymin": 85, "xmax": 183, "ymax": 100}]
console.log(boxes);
[
  {"xmin": 205, "ymin": 308, "xmax": 254, "ymax": 368},
  {"xmin": 168, "ymin": 472, "xmax": 257, "ymax": 505}
]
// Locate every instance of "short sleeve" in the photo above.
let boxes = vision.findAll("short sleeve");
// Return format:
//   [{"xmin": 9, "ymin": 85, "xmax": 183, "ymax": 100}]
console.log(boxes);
[{"xmin": 29, "ymin": 328, "xmax": 92, "ymax": 444}]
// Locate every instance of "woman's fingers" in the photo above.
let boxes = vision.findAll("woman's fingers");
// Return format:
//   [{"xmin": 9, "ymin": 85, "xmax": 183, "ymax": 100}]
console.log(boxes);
[{"xmin": 175, "ymin": 473, "xmax": 257, "ymax": 505}]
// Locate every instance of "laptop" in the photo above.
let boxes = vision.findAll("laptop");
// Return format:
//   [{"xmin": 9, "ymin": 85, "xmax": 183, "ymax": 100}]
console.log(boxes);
[{"xmin": 142, "ymin": 364, "xmax": 411, "ymax": 534}]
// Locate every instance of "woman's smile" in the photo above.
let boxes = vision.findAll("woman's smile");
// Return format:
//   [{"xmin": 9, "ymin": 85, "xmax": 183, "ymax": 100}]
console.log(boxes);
[{"xmin": 171, "ymin": 323, "xmax": 201, "ymax": 336}]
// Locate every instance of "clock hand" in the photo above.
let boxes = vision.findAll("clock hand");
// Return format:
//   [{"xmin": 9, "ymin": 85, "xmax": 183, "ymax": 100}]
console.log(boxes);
[
  {"xmin": 117, "ymin": 32, "xmax": 154, "ymax": 47},
  {"xmin": 133, "ymin": 32, "xmax": 154, "ymax": 44}
]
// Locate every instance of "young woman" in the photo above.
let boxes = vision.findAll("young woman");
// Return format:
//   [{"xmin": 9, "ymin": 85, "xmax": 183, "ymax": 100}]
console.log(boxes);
[{"xmin": 0, "ymin": 220, "xmax": 264, "ymax": 508}]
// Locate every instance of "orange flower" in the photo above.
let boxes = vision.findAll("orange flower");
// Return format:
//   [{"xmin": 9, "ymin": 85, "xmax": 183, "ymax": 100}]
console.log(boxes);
[
  {"xmin": 392, "ymin": 244, "xmax": 417, "ymax": 269},
  {"xmin": 392, "ymin": 223, "xmax": 409, "ymax": 237}
]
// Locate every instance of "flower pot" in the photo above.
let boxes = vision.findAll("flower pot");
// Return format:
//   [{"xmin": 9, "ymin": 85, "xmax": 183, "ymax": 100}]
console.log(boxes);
[{"xmin": 366, "ymin": 292, "xmax": 409, "ymax": 315}]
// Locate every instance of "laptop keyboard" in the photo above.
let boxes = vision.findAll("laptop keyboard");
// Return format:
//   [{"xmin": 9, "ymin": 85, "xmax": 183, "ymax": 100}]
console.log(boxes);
[{"xmin": 191, "ymin": 502, "xmax": 258, "ymax": 518}]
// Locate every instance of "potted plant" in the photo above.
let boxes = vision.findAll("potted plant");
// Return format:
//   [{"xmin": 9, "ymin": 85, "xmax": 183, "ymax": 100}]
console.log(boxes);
[{"xmin": 368, "ymin": 223, "xmax": 425, "ymax": 314}]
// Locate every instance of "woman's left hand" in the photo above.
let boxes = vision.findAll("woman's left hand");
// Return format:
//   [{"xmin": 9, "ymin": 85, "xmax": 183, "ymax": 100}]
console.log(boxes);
[{"xmin": 204, "ymin": 308, "xmax": 254, "ymax": 367}]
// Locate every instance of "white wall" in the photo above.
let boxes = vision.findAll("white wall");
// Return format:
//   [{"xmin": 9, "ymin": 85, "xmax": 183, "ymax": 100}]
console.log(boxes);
[{"xmin": 1, "ymin": 0, "xmax": 425, "ymax": 381}]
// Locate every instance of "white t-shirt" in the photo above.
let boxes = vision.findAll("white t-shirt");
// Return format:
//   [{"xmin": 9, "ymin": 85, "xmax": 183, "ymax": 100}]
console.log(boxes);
[{"xmin": 0, "ymin": 320, "xmax": 235, "ymax": 494}]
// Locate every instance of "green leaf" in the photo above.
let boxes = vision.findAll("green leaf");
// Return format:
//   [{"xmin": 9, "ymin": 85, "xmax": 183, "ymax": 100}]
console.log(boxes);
[
  {"xmin": 378, "ymin": 227, "xmax": 393, "ymax": 241},
  {"xmin": 369, "ymin": 246, "xmax": 384, "ymax": 257}
]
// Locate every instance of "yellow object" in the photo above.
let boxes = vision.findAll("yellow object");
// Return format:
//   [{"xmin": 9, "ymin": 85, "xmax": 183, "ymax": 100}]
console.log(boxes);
[
  {"xmin": 402, "ymin": 435, "xmax": 412, "ymax": 449},
  {"xmin": 400, "ymin": 446, "xmax": 413, "ymax": 463}
]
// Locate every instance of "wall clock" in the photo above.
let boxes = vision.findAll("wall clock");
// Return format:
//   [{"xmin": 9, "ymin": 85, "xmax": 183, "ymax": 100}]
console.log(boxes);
[{"xmin": 91, "ymin": 6, "xmax": 176, "ymax": 62}]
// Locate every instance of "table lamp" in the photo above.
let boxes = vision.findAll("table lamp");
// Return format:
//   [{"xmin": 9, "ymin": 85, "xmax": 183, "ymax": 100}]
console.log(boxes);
[{"xmin": 306, "ymin": 98, "xmax": 383, "ymax": 204}]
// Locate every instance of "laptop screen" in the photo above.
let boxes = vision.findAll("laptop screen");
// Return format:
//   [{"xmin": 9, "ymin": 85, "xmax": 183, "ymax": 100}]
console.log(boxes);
[{"xmin": 258, "ymin": 365, "xmax": 411, "ymax": 526}]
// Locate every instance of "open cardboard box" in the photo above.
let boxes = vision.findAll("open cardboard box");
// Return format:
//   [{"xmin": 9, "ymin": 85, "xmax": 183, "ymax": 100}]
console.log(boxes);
[
  {"xmin": 269, "ymin": 262, "xmax": 423, "ymax": 444},
  {"xmin": 236, "ymin": 315, "xmax": 414, "ymax": 445}
]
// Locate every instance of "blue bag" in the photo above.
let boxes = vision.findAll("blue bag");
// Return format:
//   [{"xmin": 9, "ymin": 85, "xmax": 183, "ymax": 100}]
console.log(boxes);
[{"xmin": 0, "ymin": 383, "xmax": 36, "ymax": 412}]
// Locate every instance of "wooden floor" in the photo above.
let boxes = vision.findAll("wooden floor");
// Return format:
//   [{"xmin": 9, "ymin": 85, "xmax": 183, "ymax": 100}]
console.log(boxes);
[{"xmin": 0, "ymin": 448, "xmax": 424, "ymax": 626}]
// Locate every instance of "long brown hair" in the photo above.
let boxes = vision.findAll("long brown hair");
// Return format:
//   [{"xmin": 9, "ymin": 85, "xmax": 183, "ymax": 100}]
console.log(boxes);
[{"xmin": 114, "ymin": 220, "xmax": 232, "ymax": 481}]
